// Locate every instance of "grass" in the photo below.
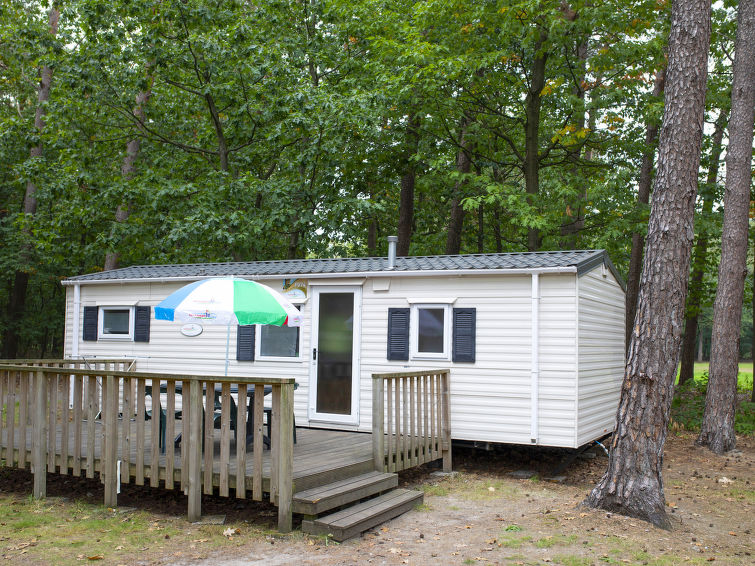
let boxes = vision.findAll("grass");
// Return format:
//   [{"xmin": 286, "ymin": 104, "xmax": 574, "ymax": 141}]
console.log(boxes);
[{"xmin": 670, "ymin": 362, "xmax": 755, "ymax": 435}]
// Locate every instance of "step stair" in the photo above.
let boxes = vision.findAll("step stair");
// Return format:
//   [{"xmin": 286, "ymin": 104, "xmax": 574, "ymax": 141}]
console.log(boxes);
[
  {"xmin": 293, "ymin": 470, "xmax": 398, "ymax": 516},
  {"xmin": 301, "ymin": 488, "xmax": 424, "ymax": 542}
]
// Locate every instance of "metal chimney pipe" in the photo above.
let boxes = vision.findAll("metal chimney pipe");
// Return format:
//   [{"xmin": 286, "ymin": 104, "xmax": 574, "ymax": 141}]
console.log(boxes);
[{"xmin": 387, "ymin": 236, "xmax": 398, "ymax": 270}]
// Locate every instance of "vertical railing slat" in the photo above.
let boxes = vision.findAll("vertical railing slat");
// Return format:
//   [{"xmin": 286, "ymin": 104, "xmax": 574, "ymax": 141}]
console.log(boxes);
[
  {"xmin": 165, "ymin": 380, "xmax": 176, "ymax": 490},
  {"xmin": 6, "ymin": 371, "xmax": 15, "ymax": 466},
  {"xmin": 19, "ymin": 371, "xmax": 29, "ymax": 469},
  {"xmin": 252, "ymin": 384, "xmax": 264, "ymax": 501},
  {"xmin": 386, "ymin": 379, "xmax": 394, "ymax": 473},
  {"xmin": 72, "ymin": 375, "xmax": 82, "ymax": 475},
  {"xmin": 86, "ymin": 374, "xmax": 97, "ymax": 478},
  {"xmin": 219, "ymin": 382, "xmax": 231, "ymax": 497},
  {"xmin": 48, "ymin": 373, "xmax": 57, "ymax": 472},
  {"xmin": 135, "ymin": 378, "xmax": 146, "ymax": 486},
  {"xmin": 409, "ymin": 375, "xmax": 416, "ymax": 468},
  {"xmin": 203, "ymin": 380, "xmax": 214, "ymax": 495},
  {"xmin": 121, "ymin": 377, "xmax": 131, "ymax": 484},
  {"xmin": 236, "ymin": 383, "xmax": 247, "ymax": 498},
  {"xmin": 441, "ymin": 370, "xmax": 452, "ymax": 472},
  {"xmin": 150, "ymin": 378, "xmax": 160, "ymax": 488},
  {"xmin": 372, "ymin": 376, "xmax": 384, "ymax": 472},
  {"xmin": 59, "ymin": 373, "xmax": 68, "ymax": 474},
  {"xmin": 187, "ymin": 380, "xmax": 202, "ymax": 522},
  {"xmin": 270, "ymin": 385, "xmax": 280, "ymax": 502}
]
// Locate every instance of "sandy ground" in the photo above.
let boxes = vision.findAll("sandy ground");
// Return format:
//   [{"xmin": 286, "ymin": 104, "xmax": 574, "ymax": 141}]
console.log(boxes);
[{"xmin": 153, "ymin": 432, "xmax": 753, "ymax": 566}]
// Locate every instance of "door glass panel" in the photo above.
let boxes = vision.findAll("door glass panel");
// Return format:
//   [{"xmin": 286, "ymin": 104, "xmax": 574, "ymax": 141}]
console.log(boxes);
[{"xmin": 316, "ymin": 292, "xmax": 354, "ymax": 415}]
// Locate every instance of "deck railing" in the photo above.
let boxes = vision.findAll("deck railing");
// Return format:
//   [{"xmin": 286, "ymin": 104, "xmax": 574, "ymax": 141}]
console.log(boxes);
[
  {"xmin": 0, "ymin": 363, "xmax": 295, "ymax": 532},
  {"xmin": 372, "ymin": 369, "xmax": 451, "ymax": 473}
]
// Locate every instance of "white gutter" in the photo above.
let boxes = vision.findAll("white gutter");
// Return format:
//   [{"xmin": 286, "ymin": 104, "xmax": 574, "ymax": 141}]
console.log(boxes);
[
  {"xmin": 71, "ymin": 283, "xmax": 81, "ymax": 358},
  {"xmin": 531, "ymin": 273, "xmax": 540, "ymax": 444},
  {"xmin": 61, "ymin": 266, "xmax": 578, "ymax": 286}
]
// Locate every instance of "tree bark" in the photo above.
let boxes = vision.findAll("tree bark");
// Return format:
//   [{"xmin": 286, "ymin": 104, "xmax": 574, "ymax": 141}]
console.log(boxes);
[
  {"xmin": 104, "ymin": 82, "xmax": 153, "ymax": 271},
  {"xmin": 2, "ymin": 6, "xmax": 59, "ymax": 359},
  {"xmin": 584, "ymin": 0, "xmax": 710, "ymax": 529},
  {"xmin": 625, "ymin": 68, "xmax": 666, "ymax": 349},
  {"xmin": 678, "ymin": 110, "xmax": 727, "ymax": 385},
  {"xmin": 397, "ymin": 114, "xmax": 420, "ymax": 256},
  {"xmin": 446, "ymin": 114, "xmax": 471, "ymax": 255},
  {"xmin": 697, "ymin": 0, "xmax": 755, "ymax": 454},
  {"xmin": 524, "ymin": 33, "xmax": 547, "ymax": 252}
]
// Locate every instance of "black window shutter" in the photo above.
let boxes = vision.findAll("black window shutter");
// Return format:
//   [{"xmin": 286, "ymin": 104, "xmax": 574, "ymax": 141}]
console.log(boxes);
[
  {"xmin": 134, "ymin": 306, "xmax": 151, "ymax": 342},
  {"xmin": 452, "ymin": 308, "xmax": 476, "ymax": 363},
  {"xmin": 236, "ymin": 325, "xmax": 255, "ymax": 361},
  {"xmin": 387, "ymin": 308, "xmax": 410, "ymax": 361},
  {"xmin": 83, "ymin": 306, "xmax": 98, "ymax": 341}
]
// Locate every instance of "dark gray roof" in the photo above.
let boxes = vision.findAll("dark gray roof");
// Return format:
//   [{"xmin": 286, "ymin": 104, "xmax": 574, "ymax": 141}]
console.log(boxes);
[{"xmin": 64, "ymin": 249, "xmax": 623, "ymax": 286}]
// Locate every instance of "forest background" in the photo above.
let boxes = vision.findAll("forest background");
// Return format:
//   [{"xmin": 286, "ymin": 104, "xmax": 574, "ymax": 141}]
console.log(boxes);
[{"xmin": 0, "ymin": 0, "xmax": 748, "ymax": 365}]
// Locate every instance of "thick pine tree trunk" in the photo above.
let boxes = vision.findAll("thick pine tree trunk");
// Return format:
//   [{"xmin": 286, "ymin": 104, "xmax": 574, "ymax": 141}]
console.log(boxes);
[
  {"xmin": 678, "ymin": 111, "xmax": 727, "ymax": 385},
  {"xmin": 697, "ymin": 0, "xmax": 755, "ymax": 454},
  {"xmin": 2, "ymin": 6, "xmax": 59, "ymax": 359},
  {"xmin": 584, "ymin": 0, "xmax": 710, "ymax": 529},
  {"xmin": 625, "ymin": 68, "xmax": 666, "ymax": 350},
  {"xmin": 397, "ymin": 115, "xmax": 420, "ymax": 256}
]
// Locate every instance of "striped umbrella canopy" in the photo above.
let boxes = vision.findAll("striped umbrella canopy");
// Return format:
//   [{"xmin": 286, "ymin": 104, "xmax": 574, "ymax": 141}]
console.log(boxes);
[{"xmin": 155, "ymin": 278, "xmax": 302, "ymax": 327}]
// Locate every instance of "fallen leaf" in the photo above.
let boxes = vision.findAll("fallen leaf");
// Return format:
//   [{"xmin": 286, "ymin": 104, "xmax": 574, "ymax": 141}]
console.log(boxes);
[
  {"xmin": 718, "ymin": 477, "xmax": 734, "ymax": 484},
  {"xmin": 87, "ymin": 556, "xmax": 104, "ymax": 561},
  {"xmin": 222, "ymin": 527, "xmax": 240, "ymax": 538}
]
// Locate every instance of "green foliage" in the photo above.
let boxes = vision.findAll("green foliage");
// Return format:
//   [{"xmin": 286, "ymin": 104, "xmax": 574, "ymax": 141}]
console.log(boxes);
[{"xmin": 0, "ymin": 0, "xmax": 742, "ymax": 356}]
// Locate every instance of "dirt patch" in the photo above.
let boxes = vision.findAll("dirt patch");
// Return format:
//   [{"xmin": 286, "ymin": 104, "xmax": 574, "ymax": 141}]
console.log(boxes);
[
  {"xmin": 0, "ymin": 433, "xmax": 752, "ymax": 565},
  {"xmin": 177, "ymin": 433, "xmax": 754, "ymax": 566}
]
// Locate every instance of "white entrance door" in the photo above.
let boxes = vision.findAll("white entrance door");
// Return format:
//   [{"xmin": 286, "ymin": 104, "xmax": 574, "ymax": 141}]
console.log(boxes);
[{"xmin": 308, "ymin": 286, "xmax": 361, "ymax": 425}]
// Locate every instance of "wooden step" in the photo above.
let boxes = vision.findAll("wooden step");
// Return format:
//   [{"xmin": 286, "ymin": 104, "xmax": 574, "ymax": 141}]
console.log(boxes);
[
  {"xmin": 301, "ymin": 488, "xmax": 423, "ymax": 542},
  {"xmin": 293, "ymin": 471, "xmax": 398, "ymax": 515}
]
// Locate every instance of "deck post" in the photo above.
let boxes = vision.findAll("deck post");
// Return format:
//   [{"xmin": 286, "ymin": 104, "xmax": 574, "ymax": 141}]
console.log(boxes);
[
  {"xmin": 187, "ymin": 380, "xmax": 203, "ymax": 522},
  {"xmin": 372, "ymin": 375, "xmax": 385, "ymax": 472},
  {"xmin": 103, "ymin": 373, "xmax": 119, "ymax": 508},
  {"xmin": 440, "ymin": 370, "xmax": 452, "ymax": 473},
  {"xmin": 276, "ymin": 382, "xmax": 294, "ymax": 533},
  {"xmin": 32, "ymin": 370, "xmax": 47, "ymax": 498}
]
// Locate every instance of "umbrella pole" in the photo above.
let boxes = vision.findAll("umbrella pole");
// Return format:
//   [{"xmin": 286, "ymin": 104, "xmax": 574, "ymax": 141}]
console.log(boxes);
[{"xmin": 224, "ymin": 322, "xmax": 231, "ymax": 376}]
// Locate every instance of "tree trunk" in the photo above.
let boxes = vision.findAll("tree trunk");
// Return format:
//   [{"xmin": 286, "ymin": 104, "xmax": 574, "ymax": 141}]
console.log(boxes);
[
  {"xmin": 446, "ymin": 115, "xmax": 471, "ymax": 255},
  {"xmin": 524, "ymin": 33, "xmax": 547, "ymax": 252},
  {"xmin": 2, "ymin": 6, "xmax": 59, "ymax": 359},
  {"xmin": 397, "ymin": 114, "xmax": 420, "ymax": 256},
  {"xmin": 697, "ymin": 0, "xmax": 755, "ymax": 454},
  {"xmin": 678, "ymin": 110, "xmax": 727, "ymax": 385},
  {"xmin": 625, "ymin": 68, "xmax": 666, "ymax": 349},
  {"xmin": 584, "ymin": 0, "xmax": 710, "ymax": 529},
  {"xmin": 104, "ymin": 82, "xmax": 152, "ymax": 271},
  {"xmin": 477, "ymin": 201, "xmax": 484, "ymax": 253},
  {"xmin": 560, "ymin": 32, "xmax": 588, "ymax": 249}
]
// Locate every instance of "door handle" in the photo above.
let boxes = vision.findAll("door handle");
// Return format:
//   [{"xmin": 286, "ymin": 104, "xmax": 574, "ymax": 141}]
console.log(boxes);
[{"xmin": 313, "ymin": 348, "xmax": 317, "ymax": 360}]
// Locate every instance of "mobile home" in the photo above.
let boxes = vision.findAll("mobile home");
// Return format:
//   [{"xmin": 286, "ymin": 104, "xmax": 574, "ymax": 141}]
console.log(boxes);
[{"xmin": 62, "ymin": 247, "xmax": 625, "ymax": 449}]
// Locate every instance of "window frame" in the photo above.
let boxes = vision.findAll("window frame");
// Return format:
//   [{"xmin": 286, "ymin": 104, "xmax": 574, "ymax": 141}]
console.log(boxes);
[
  {"xmin": 254, "ymin": 305, "xmax": 303, "ymax": 362},
  {"xmin": 410, "ymin": 303, "xmax": 452, "ymax": 360},
  {"xmin": 98, "ymin": 306, "xmax": 135, "ymax": 341}
]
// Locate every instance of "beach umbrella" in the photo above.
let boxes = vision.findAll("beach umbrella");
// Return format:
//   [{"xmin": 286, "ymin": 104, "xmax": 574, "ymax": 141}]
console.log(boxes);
[{"xmin": 155, "ymin": 277, "xmax": 302, "ymax": 374}]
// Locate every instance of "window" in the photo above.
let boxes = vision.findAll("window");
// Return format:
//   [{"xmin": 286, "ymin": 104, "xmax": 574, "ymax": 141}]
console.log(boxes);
[
  {"xmin": 259, "ymin": 324, "xmax": 300, "ymax": 358},
  {"xmin": 410, "ymin": 304, "xmax": 451, "ymax": 359},
  {"xmin": 99, "ymin": 307, "xmax": 134, "ymax": 340},
  {"xmin": 256, "ymin": 305, "xmax": 302, "ymax": 360}
]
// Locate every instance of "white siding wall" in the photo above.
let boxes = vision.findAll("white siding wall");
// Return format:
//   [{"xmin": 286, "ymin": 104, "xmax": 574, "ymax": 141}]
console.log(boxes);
[
  {"xmin": 576, "ymin": 268, "xmax": 625, "ymax": 446},
  {"xmin": 64, "ymin": 280, "xmax": 313, "ymax": 424},
  {"xmin": 358, "ymin": 274, "xmax": 577, "ymax": 446},
  {"xmin": 537, "ymin": 275, "xmax": 578, "ymax": 447}
]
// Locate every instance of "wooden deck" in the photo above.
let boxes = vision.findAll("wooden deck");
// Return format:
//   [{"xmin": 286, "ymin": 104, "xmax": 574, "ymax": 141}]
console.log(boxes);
[
  {"xmin": 0, "ymin": 362, "xmax": 451, "ymax": 532},
  {"xmin": 2, "ymin": 423, "xmax": 374, "ymax": 495}
]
